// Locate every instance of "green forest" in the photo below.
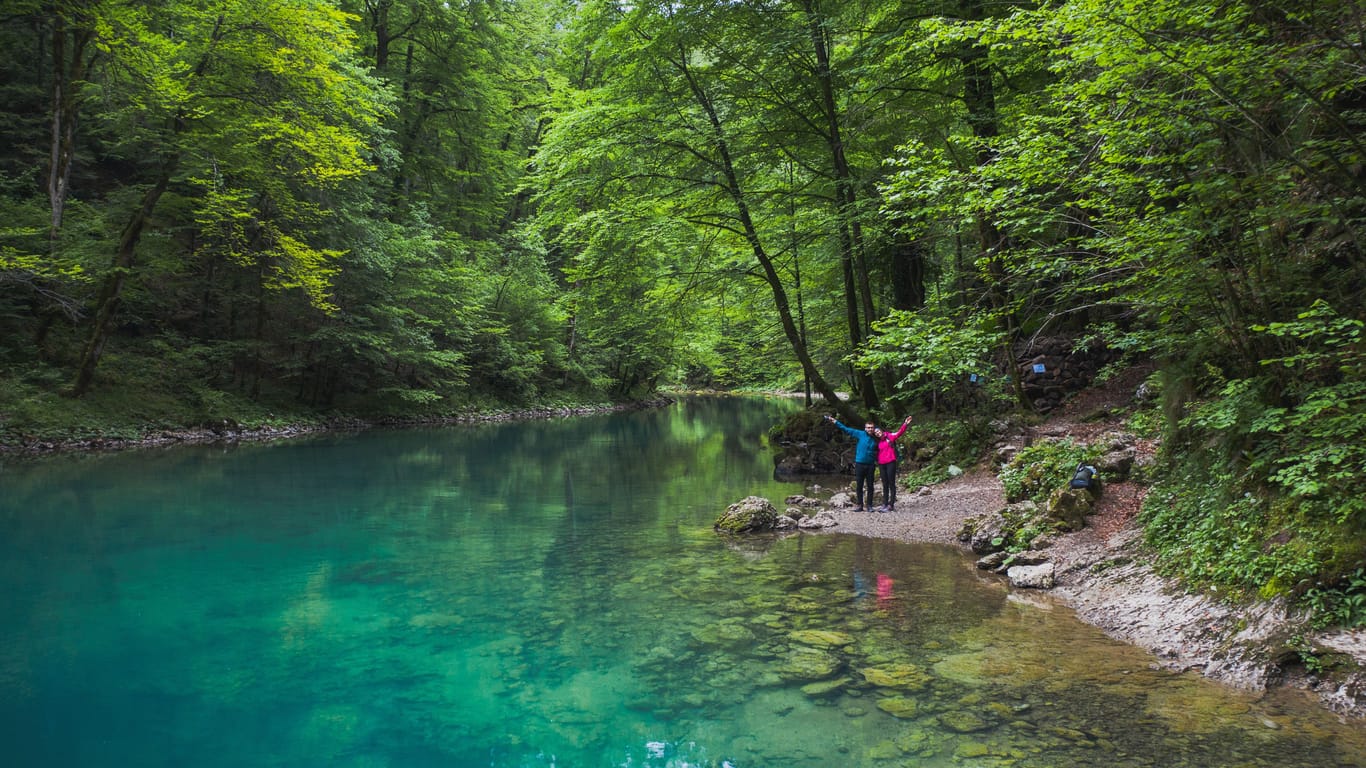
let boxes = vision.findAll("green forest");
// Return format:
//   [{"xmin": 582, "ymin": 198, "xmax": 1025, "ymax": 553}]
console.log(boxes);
[{"xmin": 2, "ymin": 1, "xmax": 1363, "ymax": 623}]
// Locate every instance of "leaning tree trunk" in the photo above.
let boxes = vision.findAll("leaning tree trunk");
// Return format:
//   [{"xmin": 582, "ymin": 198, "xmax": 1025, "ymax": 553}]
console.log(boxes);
[
  {"xmin": 675, "ymin": 50, "xmax": 856, "ymax": 420},
  {"xmin": 70, "ymin": 159, "xmax": 176, "ymax": 397}
]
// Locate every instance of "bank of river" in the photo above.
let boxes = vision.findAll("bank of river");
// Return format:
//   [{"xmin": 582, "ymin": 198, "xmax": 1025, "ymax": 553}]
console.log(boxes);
[
  {"xmin": 798, "ymin": 394, "xmax": 1366, "ymax": 723},
  {"xmin": 0, "ymin": 397, "xmax": 673, "ymax": 455}
]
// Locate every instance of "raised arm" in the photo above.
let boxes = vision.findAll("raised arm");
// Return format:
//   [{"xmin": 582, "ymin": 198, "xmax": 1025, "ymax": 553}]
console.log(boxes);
[
  {"xmin": 885, "ymin": 415, "xmax": 913, "ymax": 441},
  {"xmin": 824, "ymin": 414, "xmax": 862, "ymax": 439}
]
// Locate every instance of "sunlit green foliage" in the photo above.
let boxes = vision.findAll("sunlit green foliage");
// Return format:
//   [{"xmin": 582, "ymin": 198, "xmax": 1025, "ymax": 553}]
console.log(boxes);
[
  {"xmin": 0, "ymin": 0, "xmax": 1362, "ymax": 624},
  {"xmin": 872, "ymin": 0, "xmax": 1365, "ymax": 621}
]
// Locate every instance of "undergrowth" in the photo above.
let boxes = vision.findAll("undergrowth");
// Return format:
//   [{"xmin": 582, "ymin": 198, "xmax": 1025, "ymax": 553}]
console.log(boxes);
[
  {"xmin": 1142, "ymin": 440, "xmax": 1366, "ymax": 629},
  {"xmin": 999, "ymin": 438, "xmax": 1102, "ymax": 505}
]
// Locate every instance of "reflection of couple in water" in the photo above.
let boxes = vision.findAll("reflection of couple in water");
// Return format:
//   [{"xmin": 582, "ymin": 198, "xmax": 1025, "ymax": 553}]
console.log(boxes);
[{"xmin": 854, "ymin": 569, "xmax": 896, "ymax": 610}]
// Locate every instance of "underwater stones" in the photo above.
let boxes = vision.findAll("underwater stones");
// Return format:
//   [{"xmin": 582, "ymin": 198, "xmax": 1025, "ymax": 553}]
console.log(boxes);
[
  {"xmin": 875, "ymin": 696, "xmax": 921, "ymax": 719},
  {"xmin": 776, "ymin": 646, "xmax": 843, "ymax": 680},
  {"xmin": 984, "ymin": 701, "xmax": 1016, "ymax": 720},
  {"xmin": 754, "ymin": 671, "xmax": 785, "ymax": 687},
  {"xmin": 937, "ymin": 710, "xmax": 994, "ymax": 733},
  {"xmin": 782, "ymin": 596, "xmax": 826, "ymax": 616},
  {"xmin": 953, "ymin": 741, "xmax": 992, "ymax": 759},
  {"xmin": 866, "ymin": 740, "xmax": 902, "ymax": 760},
  {"xmin": 894, "ymin": 728, "xmax": 933, "ymax": 752},
  {"xmin": 800, "ymin": 677, "xmax": 850, "ymax": 698},
  {"xmin": 408, "ymin": 612, "xmax": 464, "ymax": 628},
  {"xmin": 861, "ymin": 664, "xmax": 931, "ymax": 691},
  {"xmin": 690, "ymin": 620, "xmax": 757, "ymax": 648},
  {"xmin": 714, "ymin": 496, "xmax": 779, "ymax": 533},
  {"xmin": 789, "ymin": 629, "xmax": 855, "ymax": 648},
  {"xmin": 1045, "ymin": 725, "xmax": 1093, "ymax": 744}
]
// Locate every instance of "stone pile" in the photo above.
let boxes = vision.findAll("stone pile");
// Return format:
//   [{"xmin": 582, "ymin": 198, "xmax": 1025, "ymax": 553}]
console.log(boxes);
[{"xmin": 1016, "ymin": 336, "xmax": 1121, "ymax": 413}]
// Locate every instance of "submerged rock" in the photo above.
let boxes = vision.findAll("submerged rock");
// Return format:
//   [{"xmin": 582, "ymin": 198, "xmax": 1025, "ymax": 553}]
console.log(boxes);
[
  {"xmin": 790, "ymin": 629, "xmax": 856, "ymax": 648},
  {"xmin": 862, "ymin": 664, "xmax": 932, "ymax": 691},
  {"xmin": 776, "ymin": 646, "xmax": 844, "ymax": 681},
  {"xmin": 801, "ymin": 677, "xmax": 850, "ymax": 698},
  {"xmin": 938, "ymin": 710, "xmax": 994, "ymax": 733},
  {"xmin": 690, "ymin": 621, "xmax": 757, "ymax": 648},
  {"xmin": 876, "ymin": 696, "xmax": 922, "ymax": 719}
]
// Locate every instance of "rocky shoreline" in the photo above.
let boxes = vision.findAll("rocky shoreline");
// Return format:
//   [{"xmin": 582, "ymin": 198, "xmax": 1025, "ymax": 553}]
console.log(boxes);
[
  {"xmin": 743, "ymin": 382, "xmax": 1366, "ymax": 721},
  {"xmin": 784, "ymin": 470, "xmax": 1366, "ymax": 722},
  {"xmin": 0, "ymin": 397, "xmax": 674, "ymax": 456}
]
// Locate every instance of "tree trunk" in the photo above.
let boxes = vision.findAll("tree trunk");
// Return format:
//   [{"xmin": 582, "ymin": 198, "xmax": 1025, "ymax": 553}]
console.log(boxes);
[
  {"xmin": 47, "ymin": 10, "xmax": 93, "ymax": 238},
  {"xmin": 798, "ymin": 0, "xmax": 880, "ymax": 411},
  {"xmin": 890, "ymin": 236, "xmax": 926, "ymax": 311},
  {"xmin": 675, "ymin": 51, "xmax": 854, "ymax": 419},
  {"xmin": 958, "ymin": 0, "xmax": 1031, "ymax": 411},
  {"xmin": 70, "ymin": 159, "xmax": 176, "ymax": 396}
]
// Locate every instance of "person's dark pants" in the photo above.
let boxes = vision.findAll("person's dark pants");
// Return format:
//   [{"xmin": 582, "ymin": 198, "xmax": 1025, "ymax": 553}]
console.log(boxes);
[
  {"xmin": 879, "ymin": 460, "xmax": 898, "ymax": 508},
  {"xmin": 854, "ymin": 462, "xmax": 876, "ymax": 509}
]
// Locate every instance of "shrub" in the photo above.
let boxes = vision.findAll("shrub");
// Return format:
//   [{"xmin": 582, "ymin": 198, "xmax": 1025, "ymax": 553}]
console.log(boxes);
[{"xmin": 999, "ymin": 438, "xmax": 1100, "ymax": 505}]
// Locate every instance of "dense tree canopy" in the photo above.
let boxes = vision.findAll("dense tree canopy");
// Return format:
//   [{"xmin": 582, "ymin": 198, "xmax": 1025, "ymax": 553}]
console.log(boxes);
[{"xmin": 0, "ymin": 0, "xmax": 1362, "ymax": 621}]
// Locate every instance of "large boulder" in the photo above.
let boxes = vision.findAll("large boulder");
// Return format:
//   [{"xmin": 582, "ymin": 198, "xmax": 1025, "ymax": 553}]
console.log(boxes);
[
  {"xmin": 1007, "ymin": 563, "xmax": 1056, "ymax": 589},
  {"xmin": 1095, "ymin": 448, "xmax": 1135, "ymax": 483},
  {"xmin": 961, "ymin": 501, "xmax": 1040, "ymax": 554},
  {"xmin": 1046, "ymin": 487, "xmax": 1095, "ymax": 531},
  {"xmin": 714, "ymin": 496, "xmax": 779, "ymax": 533}
]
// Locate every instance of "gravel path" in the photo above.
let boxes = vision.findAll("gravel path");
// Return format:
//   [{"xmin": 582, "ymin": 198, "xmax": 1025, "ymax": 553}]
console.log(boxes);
[{"xmin": 814, "ymin": 465, "xmax": 1003, "ymax": 545}]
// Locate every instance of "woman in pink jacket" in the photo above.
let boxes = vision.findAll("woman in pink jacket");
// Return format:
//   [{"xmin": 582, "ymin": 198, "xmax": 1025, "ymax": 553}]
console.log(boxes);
[{"xmin": 873, "ymin": 416, "xmax": 913, "ymax": 512}]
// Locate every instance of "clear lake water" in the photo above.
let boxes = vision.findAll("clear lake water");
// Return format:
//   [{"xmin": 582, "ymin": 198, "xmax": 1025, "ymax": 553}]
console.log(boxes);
[{"xmin": 2, "ymin": 395, "xmax": 1363, "ymax": 767}]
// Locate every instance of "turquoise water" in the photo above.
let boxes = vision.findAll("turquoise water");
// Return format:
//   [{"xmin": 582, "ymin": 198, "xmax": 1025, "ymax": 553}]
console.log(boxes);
[{"xmin": 2, "ymin": 396, "xmax": 1363, "ymax": 767}]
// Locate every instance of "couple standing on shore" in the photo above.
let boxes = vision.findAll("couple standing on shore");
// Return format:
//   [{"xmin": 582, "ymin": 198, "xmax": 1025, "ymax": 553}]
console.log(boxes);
[{"xmin": 824, "ymin": 413, "xmax": 913, "ymax": 512}]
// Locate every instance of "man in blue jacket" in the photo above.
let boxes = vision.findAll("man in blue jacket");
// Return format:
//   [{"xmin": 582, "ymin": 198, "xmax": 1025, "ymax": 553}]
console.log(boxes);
[{"xmin": 824, "ymin": 414, "xmax": 880, "ymax": 512}]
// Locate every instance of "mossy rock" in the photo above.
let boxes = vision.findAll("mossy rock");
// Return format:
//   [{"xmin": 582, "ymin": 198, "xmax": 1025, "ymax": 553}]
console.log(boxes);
[
  {"xmin": 862, "ymin": 664, "xmax": 932, "ymax": 691},
  {"xmin": 714, "ymin": 496, "xmax": 779, "ymax": 533},
  {"xmin": 938, "ymin": 710, "xmax": 994, "ymax": 733},
  {"xmin": 790, "ymin": 629, "xmax": 856, "ymax": 648},
  {"xmin": 776, "ymin": 646, "xmax": 844, "ymax": 681},
  {"xmin": 876, "ymin": 696, "xmax": 922, "ymax": 719},
  {"xmin": 800, "ymin": 677, "xmax": 850, "ymax": 698}
]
